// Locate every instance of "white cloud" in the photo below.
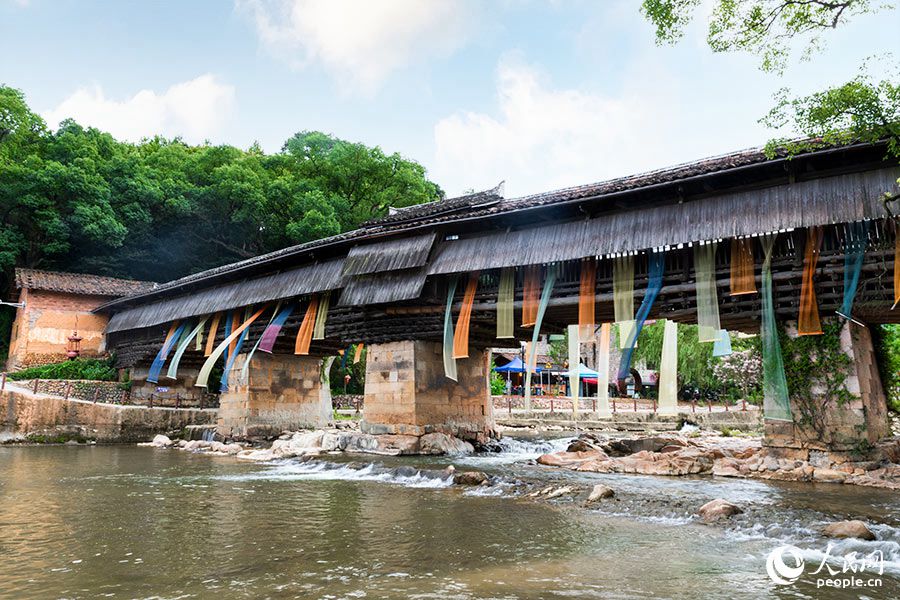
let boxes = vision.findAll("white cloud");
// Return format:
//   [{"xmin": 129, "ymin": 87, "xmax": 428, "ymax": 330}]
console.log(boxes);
[
  {"xmin": 433, "ymin": 56, "xmax": 681, "ymax": 197},
  {"xmin": 238, "ymin": 0, "xmax": 476, "ymax": 93},
  {"xmin": 42, "ymin": 74, "xmax": 236, "ymax": 143}
]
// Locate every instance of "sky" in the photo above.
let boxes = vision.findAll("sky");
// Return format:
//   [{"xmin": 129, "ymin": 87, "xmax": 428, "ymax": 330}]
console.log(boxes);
[{"xmin": 1, "ymin": 0, "xmax": 896, "ymax": 198}]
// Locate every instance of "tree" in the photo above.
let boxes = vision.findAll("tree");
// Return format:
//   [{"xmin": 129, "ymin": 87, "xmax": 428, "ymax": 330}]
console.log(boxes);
[
  {"xmin": 640, "ymin": 1, "xmax": 900, "ymax": 171},
  {"xmin": 632, "ymin": 320, "xmax": 717, "ymax": 389}
]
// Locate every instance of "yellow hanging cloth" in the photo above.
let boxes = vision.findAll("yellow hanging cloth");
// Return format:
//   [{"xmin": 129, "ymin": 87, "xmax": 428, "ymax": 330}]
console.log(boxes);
[
  {"xmin": 453, "ymin": 272, "xmax": 479, "ymax": 359},
  {"xmin": 798, "ymin": 226, "xmax": 824, "ymax": 335},
  {"xmin": 204, "ymin": 312, "xmax": 221, "ymax": 357},
  {"xmin": 353, "ymin": 343, "xmax": 364, "ymax": 363},
  {"xmin": 730, "ymin": 238, "xmax": 756, "ymax": 295},
  {"xmin": 578, "ymin": 258, "xmax": 596, "ymax": 338},
  {"xmin": 522, "ymin": 265, "xmax": 540, "ymax": 327},
  {"xmin": 294, "ymin": 296, "xmax": 319, "ymax": 355}
]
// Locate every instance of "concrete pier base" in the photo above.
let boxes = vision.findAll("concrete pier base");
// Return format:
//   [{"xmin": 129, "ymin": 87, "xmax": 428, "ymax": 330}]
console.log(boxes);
[
  {"xmin": 361, "ymin": 340, "xmax": 497, "ymax": 445},
  {"xmin": 217, "ymin": 353, "xmax": 332, "ymax": 439},
  {"xmin": 764, "ymin": 320, "xmax": 891, "ymax": 454}
]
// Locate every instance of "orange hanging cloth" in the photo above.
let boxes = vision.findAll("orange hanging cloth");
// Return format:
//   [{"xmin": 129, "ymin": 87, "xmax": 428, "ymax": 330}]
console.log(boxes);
[
  {"xmin": 228, "ymin": 309, "xmax": 243, "ymax": 358},
  {"xmin": 730, "ymin": 238, "xmax": 756, "ymax": 295},
  {"xmin": 453, "ymin": 272, "xmax": 479, "ymax": 358},
  {"xmin": 522, "ymin": 265, "xmax": 540, "ymax": 327},
  {"xmin": 204, "ymin": 312, "xmax": 221, "ymax": 357},
  {"xmin": 893, "ymin": 222, "xmax": 900, "ymax": 309},
  {"xmin": 353, "ymin": 342, "xmax": 364, "ymax": 363},
  {"xmin": 294, "ymin": 296, "xmax": 319, "ymax": 355},
  {"xmin": 578, "ymin": 258, "xmax": 596, "ymax": 338},
  {"xmin": 798, "ymin": 226, "xmax": 824, "ymax": 335}
]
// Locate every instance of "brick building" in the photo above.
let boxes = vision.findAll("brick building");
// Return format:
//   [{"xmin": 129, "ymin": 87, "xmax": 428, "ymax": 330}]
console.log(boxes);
[{"xmin": 6, "ymin": 269, "xmax": 156, "ymax": 370}]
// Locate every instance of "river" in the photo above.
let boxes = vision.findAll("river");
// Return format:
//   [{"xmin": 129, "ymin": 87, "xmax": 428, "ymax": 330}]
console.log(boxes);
[{"xmin": 0, "ymin": 438, "xmax": 898, "ymax": 599}]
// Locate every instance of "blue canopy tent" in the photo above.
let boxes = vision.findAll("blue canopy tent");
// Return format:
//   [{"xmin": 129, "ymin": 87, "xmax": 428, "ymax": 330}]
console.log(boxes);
[
  {"xmin": 561, "ymin": 364, "xmax": 601, "ymax": 397},
  {"xmin": 494, "ymin": 356, "xmax": 542, "ymax": 373}
]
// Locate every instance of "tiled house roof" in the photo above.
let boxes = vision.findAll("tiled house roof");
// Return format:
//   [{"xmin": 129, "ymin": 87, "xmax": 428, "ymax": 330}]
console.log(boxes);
[{"xmin": 15, "ymin": 268, "xmax": 158, "ymax": 298}]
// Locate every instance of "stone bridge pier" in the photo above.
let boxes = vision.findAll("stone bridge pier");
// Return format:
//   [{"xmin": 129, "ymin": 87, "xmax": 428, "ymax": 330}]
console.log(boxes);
[
  {"xmin": 360, "ymin": 340, "xmax": 497, "ymax": 445},
  {"xmin": 217, "ymin": 353, "xmax": 333, "ymax": 439}
]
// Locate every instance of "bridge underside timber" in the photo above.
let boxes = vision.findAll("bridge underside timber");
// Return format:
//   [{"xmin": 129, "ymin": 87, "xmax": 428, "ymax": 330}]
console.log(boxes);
[{"xmin": 100, "ymin": 141, "xmax": 900, "ymax": 448}]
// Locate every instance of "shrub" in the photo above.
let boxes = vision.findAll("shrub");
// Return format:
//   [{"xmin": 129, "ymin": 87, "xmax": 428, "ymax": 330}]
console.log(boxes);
[{"xmin": 8, "ymin": 357, "xmax": 117, "ymax": 382}]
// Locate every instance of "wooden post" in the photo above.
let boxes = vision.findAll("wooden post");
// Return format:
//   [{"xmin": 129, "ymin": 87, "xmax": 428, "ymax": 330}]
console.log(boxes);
[
  {"xmin": 64, "ymin": 382, "xmax": 71, "ymax": 399},
  {"xmin": 120, "ymin": 390, "xmax": 127, "ymax": 404},
  {"xmin": 149, "ymin": 393, "xmax": 154, "ymax": 408},
  {"xmin": 742, "ymin": 398, "xmax": 747, "ymax": 411},
  {"xmin": 592, "ymin": 398, "xmax": 596, "ymax": 412},
  {"xmin": 550, "ymin": 397, "xmax": 554, "ymax": 413},
  {"xmin": 708, "ymin": 400, "xmax": 712, "ymax": 413},
  {"xmin": 633, "ymin": 397, "xmax": 637, "ymax": 412},
  {"xmin": 1, "ymin": 372, "xmax": 6, "ymax": 391},
  {"xmin": 691, "ymin": 398, "xmax": 696, "ymax": 413},
  {"xmin": 199, "ymin": 394, "xmax": 204, "ymax": 410},
  {"xmin": 724, "ymin": 400, "xmax": 729, "ymax": 412},
  {"xmin": 93, "ymin": 387, "xmax": 99, "ymax": 403},
  {"xmin": 652, "ymin": 397, "xmax": 657, "ymax": 413},
  {"xmin": 612, "ymin": 396, "xmax": 616, "ymax": 413},
  {"xmin": 33, "ymin": 378, "xmax": 39, "ymax": 394},
  {"xmin": 507, "ymin": 396, "xmax": 512, "ymax": 415},
  {"xmin": 176, "ymin": 394, "xmax": 181, "ymax": 409}
]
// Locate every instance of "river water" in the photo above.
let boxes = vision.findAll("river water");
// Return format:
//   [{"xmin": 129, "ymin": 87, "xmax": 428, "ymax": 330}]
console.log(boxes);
[{"xmin": 0, "ymin": 438, "xmax": 898, "ymax": 599}]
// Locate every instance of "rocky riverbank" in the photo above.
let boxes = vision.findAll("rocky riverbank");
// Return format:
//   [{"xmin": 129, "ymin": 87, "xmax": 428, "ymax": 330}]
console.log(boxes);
[{"xmin": 536, "ymin": 430, "xmax": 900, "ymax": 489}]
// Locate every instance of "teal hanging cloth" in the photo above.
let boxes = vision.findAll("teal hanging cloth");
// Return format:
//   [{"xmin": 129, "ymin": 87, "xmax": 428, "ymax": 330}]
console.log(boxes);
[
  {"xmin": 220, "ymin": 307, "xmax": 252, "ymax": 392},
  {"xmin": 617, "ymin": 252, "xmax": 665, "ymax": 386},
  {"xmin": 837, "ymin": 221, "xmax": 869, "ymax": 323},
  {"xmin": 524, "ymin": 264, "xmax": 558, "ymax": 408},
  {"xmin": 760, "ymin": 234, "xmax": 792, "ymax": 421},
  {"xmin": 712, "ymin": 329, "xmax": 732, "ymax": 357},
  {"xmin": 222, "ymin": 311, "xmax": 234, "ymax": 365},
  {"xmin": 443, "ymin": 276, "xmax": 459, "ymax": 381},
  {"xmin": 165, "ymin": 317, "xmax": 209, "ymax": 380},
  {"xmin": 148, "ymin": 321, "xmax": 187, "ymax": 384}
]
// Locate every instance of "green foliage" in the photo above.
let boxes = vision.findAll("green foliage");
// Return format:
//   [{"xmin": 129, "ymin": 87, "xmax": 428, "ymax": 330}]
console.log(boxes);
[
  {"xmin": 7, "ymin": 357, "xmax": 118, "ymax": 381},
  {"xmin": 872, "ymin": 324, "xmax": 900, "ymax": 412},
  {"xmin": 0, "ymin": 86, "xmax": 442, "ymax": 301},
  {"xmin": 490, "ymin": 360, "xmax": 507, "ymax": 395},
  {"xmin": 328, "ymin": 347, "xmax": 367, "ymax": 395},
  {"xmin": 780, "ymin": 321, "xmax": 854, "ymax": 435},
  {"xmin": 632, "ymin": 321, "xmax": 716, "ymax": 388},
  {"xmin": 641, "ymin": 0, "xmax": 878, "ymax": 73}
]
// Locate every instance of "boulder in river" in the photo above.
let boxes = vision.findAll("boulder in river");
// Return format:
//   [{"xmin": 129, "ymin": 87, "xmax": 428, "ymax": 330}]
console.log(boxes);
[
  {"xmin": 546, "ymin": 486, "xmax": 574, "ymax": 499},
  {"xmin": 454, "ymin": 471, "xmax": 489, "ymax": 486},
  {"xmin": 419, "ymin": 433, "xmax": 474, "ymax": 455},
  {"xmin": 698, "ymin": 499, "xmax": 743, "ymax": 522},
  {"xmin": 822, "ymin": 520, "xmax": 876, "ymax": 540},
  {"xmin": 586, "ymin": 484, "xmax": 615, "ymax": 503},
  {"xmin": 139, "ymin": 434, "xmax": 172, "ymax": 447}
]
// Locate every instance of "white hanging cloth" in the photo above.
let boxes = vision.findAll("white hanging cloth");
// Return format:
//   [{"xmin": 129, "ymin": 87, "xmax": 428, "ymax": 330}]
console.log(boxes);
[{"xmin": 658, "ymin": 319, "xmax": 678, "ymax": 415}]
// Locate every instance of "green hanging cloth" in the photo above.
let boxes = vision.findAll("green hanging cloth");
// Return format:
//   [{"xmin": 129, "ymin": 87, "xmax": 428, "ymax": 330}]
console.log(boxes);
[
  {"xmin": 613, "ymin": 256, "xmax": 635, "ymax": 348},
  {"xmin": 695, "ymin": 242, "xmax": 721, "ymax": 342},
  {"xmin": 496, "ymin": 267, "xmax": 515, "ymax": 338},
  {"xmin": 658, "ymin": 319, "xmax": 678, "ymax": 415},
  {"xmin": 567, "ymin": 324, "xmax": 580, "ymax": 417},
  {"xmin": 524, "ymin": 264, "xmax": 558, "ymax": 409},
  {"xmin": 313, "ymin": 292, "xmax": 330, "ymax": 340},
  {"xmin": 166, "ymin": 317, "xmax": 209, "ymax": 380},
  {"xmin": 760, "ymin": 234, "xmax": 792, "ymax": 422},
  {"xmin": 443, "ymin": 276, "xmax": 459, "ymax": 381}
]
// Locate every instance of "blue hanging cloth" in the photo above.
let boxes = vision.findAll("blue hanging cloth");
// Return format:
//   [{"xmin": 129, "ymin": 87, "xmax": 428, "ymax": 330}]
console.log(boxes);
[
  {"xmin": 712, "ymin": 329, "xmax": 732, "ymax": 357},
  {"xmin": 147, "ymin": 321, "xmax": 188, "ymax": 384},
  {"xmin": 838, "ymin": 221, "xmax": 869, "ymax": 322},
  {"xmin": 220, "ymin": 310, "xmax": 252, "ymax": 392},
  {"xmin": 617, "ymin": 252, "xmax": 665, "ymax": 383}
]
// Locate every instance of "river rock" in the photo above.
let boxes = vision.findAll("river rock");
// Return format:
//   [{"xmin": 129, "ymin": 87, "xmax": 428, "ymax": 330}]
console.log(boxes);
[
  {"xmin": 454, "ymin": 471, "xmax": 489, "ymax": 485},
  {"xmin": 537, "ymin": 450, "xmax": 607, "ymax": 467},
  {"xmin": 698, "ymin": 499, "xmax": 743, "ymax": 522},
  {"xmin": 602, "ymin": 436, "xmax": 686, "ymax": 457},
  {"xmin": 586, "ymin": 484, "xmax": 614, "ymax": 502},
  {"xmin": 822, "ymin": 520, "xmax": 876, "ymax": 540},
  {"xmin": 546, "ymin": 486, "xmax": 574, "ymax": 499},
  {"xmin": 139, "ymin": 434, "xmax": 172, "ymax": 447},
  {"xmin": 419, "ymin": 433, "xmax": 474, "ymax": 455},
  {"xmin": 812, "ymin": 468, "xmax": 847, "ymax": 483}
]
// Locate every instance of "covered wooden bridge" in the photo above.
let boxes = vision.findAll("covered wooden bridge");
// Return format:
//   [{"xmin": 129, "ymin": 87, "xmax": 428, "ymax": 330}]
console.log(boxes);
[{"xmin": 99, "ymin": 140, "xmax": 899, "ymax": 448}]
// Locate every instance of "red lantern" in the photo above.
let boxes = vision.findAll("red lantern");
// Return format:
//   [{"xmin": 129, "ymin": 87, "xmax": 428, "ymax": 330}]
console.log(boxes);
[{"xmin": 66, "ymin": 331, "xmax": 82, "ymax": 360}]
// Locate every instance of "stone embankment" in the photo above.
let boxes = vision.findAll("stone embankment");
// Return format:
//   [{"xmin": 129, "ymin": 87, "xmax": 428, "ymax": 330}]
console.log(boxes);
[
  {"xmin": 537, "ymin": 431, "xmax": 900, "ymax": 489},
  {"xmin": 0, "ymin": 387, "xmax": 215, "ymax": 443}
]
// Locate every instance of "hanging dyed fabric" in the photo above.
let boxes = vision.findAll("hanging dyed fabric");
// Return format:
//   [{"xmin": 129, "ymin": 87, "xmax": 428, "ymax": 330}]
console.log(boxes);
[
  {"xmin": 147, "ymin": 321, "xmax": 185, "ymax": 384},
  {"xmin": 496, "ymin": 267, "xmax": 515, "ymax": 338},
  {"xmin": 578, "ymin": 258, "xmax": 596, "ymax": 339},
  {"xmin": 353, "ymin": 343, "xmax": 364, "ymax": 363},
  {"xmin": 617, "ymin": 252, "xmax": 665, "ymax": 386},
  {"xmin": 295, "ymin": 296, "xmax": 319, "ymax": 355},
  {"xmin": 712, "ymin": 329, "xmax": 732, "ymax": 357},
  {"xmin": 730, "ymin": 238, "xmax": 756, "ymax": 295},
  {"xmin": 166, "ymin": 317, "xmax": 209, "ymax": 380},
  {"xmin": 442, "ymin": 276, "xmax": 459, "ymax": 380},
  {"xmin": 222, "ymin": 311, "xmax": 234, "ymax": 365},
  {"xmin": 195, "ymin": 304, "xmax": 269, "ymax": 389},
  {"xmin": 195, "ymin": 319, "xmax": 205, "ymax": 352},
  {"xmin": 228, "ymin": 309, "xmax": 243, "ymax": 361},
  {"xmin": 798, "ymin": 226, "xmax": 824, "ymax": 335},
  {"xmin": 453, "ymin": 272, "xmax": 479, "ymax": 359},
  {"xmin": 204, "ymin": 312, "xmax": 222, "ymax": 357},
  {"xmin": 596, "ymin": 323, "xmax": 611, "ymax": 416},
  {"xmin": 258, "ymin": 303, "xmax": 296, "ymax": 353},
  {"xmin": 521, "ymin": 265, "xmax": 540, "ymax": 328},
  {"xmin": 838, "ymin": 221, "xmax": 869, "ymax": 321},
  {"xmin": 695, "ymin": 242, "xmax": 721, "ymax": 342},
  {"xmin": 524, "ymin": 264, "xmax": 558, "ymax": 409},
  {"xmin": 760, "ymin": 234, "xmax": 792, "ymax": 422},
  {"xmin": 220, "ymin": 307, "xmax": 253, "ymax": 392},
  {"xmin": 658, "ymin": 319, "xmax": 678, "ymax": 415},
  {"xmin": 239, "ymin": 302, "xmax": 281, "ymax": 384},
  {"xmin": 893, "ymin": 222, "xmax": 900, "ymax": 309},
  {"xmin": 313, "ymin": 292, "xmax": 330, "ymax": 340},
  {"xmin": 567, "ymin": 324, "xmax": 580, "ymax": 416},
  {"xmin": 613, "ymin": 255, "xmax": 635, "ymax": 348}
]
